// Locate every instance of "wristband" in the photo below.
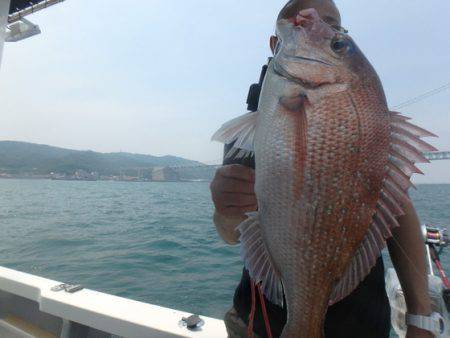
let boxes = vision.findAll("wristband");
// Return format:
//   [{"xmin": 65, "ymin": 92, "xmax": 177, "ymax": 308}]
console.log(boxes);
[{"xmin": 406, "ymin": 312, "xmax": 445, "ymax": 337}]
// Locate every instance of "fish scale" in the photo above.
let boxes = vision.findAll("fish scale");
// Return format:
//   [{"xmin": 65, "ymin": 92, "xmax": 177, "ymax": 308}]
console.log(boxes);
[{"xmin": 212, "ymin": 8, "xmax": 436, "ymax": 338}]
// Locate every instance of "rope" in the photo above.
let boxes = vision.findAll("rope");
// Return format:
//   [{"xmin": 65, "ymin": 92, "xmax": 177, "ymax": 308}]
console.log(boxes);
[
  {"xmin": 257, "ymin": 283, "xmax": 273, "ymax": 338},
  {"xmin": 248, "ymin": 281, "xmax": 256, "ymax": 338},
  {"xmin": 248, "ymin": 280, "xmax": 273, "ymax": 338}
]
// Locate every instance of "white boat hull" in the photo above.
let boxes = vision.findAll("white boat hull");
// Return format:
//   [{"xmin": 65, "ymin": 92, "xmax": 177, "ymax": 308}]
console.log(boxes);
[{"xmin": 0, "ymin": 266, "xmax": 228, "ymax": 338}]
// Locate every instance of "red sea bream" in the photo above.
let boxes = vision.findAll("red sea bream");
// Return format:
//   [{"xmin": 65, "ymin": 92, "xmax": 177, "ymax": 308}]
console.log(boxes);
[{"xmin": 213, "ymin": 8, "xmax": 436, "ymax": 338}]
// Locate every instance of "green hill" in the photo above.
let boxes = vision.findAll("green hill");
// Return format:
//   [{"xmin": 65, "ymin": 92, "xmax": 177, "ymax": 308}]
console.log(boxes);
[{"xmin": 0, "ymin": 141, "xmax": 203, "ymax": 175}]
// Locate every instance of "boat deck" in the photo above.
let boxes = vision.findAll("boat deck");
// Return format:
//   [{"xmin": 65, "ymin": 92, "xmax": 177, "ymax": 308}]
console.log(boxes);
[{"xmin": 0, "ymin": 266, "xmax": 228, "ymax": 338}]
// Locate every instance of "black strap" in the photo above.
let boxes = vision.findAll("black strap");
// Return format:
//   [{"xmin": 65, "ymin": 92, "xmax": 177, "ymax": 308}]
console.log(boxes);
[{"xmin": 246, "ymin": 58, "xmax": 272, "ymax": 112}]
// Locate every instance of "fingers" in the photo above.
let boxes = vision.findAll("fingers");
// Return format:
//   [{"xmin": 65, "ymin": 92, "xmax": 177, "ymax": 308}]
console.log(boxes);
[
  {"xmin": 210, "ymin": 164, "xmax": 257, "ymax": 217},
  {"xmin": 211, "ymin": 188, "xmax": 257, "ymax": 216},
  {"xmin": 213, "ymin": 177, "xmax": 255, "ymax": 194},
  {"xmin": 211, "ymin": 164, "xmax": 255, "ymax": 193},
  {"xmin": 217, "ymin": 205, "xmax": 258, "ymax": 217},
  {"xmin": 218, "ymin": 164, "xmax": 255, "ymax": 182},
  {"xmin": 295, "ymin": 8, "xmax": 320, "ymax": 27},
  {"xmin": 221, "ymin": 192, "xmax": 257, "ymax": 208},
  {"xmin": 298, "ymin": 8, "xmax": 320, "ymax": 19}
]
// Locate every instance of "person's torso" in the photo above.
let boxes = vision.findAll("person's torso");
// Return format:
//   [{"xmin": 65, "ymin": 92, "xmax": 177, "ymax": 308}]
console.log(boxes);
[{"xmin": 233, "ymin": 258, "xmax": 391, "ymax": 338}]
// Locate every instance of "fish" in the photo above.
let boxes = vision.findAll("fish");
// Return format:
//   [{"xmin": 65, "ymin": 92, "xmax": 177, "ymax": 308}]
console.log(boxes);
[{"xmin": 212, "ymin": 8, "xmax": 437, "ymax": 338}]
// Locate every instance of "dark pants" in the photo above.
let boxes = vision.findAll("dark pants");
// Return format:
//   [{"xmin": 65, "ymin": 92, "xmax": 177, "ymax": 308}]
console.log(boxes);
[{"xmin": 230, "ymin": 258, "xmax": 391, "ymax": 338}]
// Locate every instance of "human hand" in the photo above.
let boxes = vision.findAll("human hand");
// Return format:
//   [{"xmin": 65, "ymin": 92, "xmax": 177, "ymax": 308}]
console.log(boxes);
[
  {"xmin": 406, "ymin": 325, "xmax": 434, "ymax": 338},
  {"xmin": 210, "ymin": 164, "xmax": 257, "ymax": 217}
]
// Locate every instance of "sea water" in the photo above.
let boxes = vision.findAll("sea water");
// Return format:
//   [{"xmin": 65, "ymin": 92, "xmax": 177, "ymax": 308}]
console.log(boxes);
[{"xmin": 0, "ymin": 179, "xmax": 448, "ymax": 336}]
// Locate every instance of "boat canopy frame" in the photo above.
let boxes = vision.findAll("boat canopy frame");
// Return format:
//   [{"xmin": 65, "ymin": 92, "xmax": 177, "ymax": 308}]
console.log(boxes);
[
  {"xmin": 8, "ymin": 0, "xmax": 64, "ymax": 23},
  {"xmin": 0, "ymin": 0, "xmax": 10, "ymax": 66}
]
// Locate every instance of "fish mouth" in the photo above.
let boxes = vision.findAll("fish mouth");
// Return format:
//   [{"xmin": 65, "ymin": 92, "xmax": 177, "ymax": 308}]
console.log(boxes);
[
  {"xmin": 273, "ymin": 61, "xmax": 335, "ymax": 90},
  {"xmin": 281, "ymin": 54, "xmax": 333, "ymax": 67}
]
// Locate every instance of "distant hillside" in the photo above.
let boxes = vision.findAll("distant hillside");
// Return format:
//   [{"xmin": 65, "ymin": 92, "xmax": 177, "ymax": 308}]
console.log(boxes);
[{"xmin": 0, "ymin": 141, "xmax": 203, "ymax": 175}]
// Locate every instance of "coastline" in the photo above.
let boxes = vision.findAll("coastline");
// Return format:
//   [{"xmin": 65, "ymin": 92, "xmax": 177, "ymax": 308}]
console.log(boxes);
[{"xmin": 0, "ymin": 176, "xmax": 211, "ymax": 183}]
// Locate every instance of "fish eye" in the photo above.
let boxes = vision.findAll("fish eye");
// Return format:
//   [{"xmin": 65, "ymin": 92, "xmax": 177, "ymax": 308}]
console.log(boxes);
[{"xmin": 331, "ymin": 36, "xmax": 353, "ymax": 55}]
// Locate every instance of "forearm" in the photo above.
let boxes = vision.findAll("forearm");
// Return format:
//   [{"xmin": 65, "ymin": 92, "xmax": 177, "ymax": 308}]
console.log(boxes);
[
  {"xmin": 387, "ymin": 201, "xmax": 432, "ymax": 315},
  {"xmin": 214, "ymin": 211, "xmax": 244, "ymax": 245}
]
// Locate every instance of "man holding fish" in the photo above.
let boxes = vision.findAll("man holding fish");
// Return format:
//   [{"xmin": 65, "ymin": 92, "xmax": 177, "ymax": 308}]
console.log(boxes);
[{"xmin": 211, "ymin": 1, "xmax": 436, "ymax": 337}]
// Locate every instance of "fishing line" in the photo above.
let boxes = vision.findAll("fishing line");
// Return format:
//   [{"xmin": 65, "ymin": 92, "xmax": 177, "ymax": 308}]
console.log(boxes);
[
  {"xmin": 389, "ymin": 233, "xmax": 430, "ymax": 286},
  {"xmin": 393, "ymin": 81, "xmax": 450, "ymax": 110}
]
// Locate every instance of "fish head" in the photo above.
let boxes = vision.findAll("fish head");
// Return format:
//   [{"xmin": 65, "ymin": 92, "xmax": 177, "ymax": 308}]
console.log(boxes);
[{"xmin": 273, "ymin": 8, "xmax": 376, "ymax": 92}]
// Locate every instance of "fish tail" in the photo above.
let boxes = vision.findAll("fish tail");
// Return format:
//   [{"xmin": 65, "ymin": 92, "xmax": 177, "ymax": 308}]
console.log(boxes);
[
  {"xmin": 281, "ymin": 314, "xmax": 325, "ymax": 338},
  {"xmin": 281, "ymin": 276, "xmax": 330, "ymax": 338}
]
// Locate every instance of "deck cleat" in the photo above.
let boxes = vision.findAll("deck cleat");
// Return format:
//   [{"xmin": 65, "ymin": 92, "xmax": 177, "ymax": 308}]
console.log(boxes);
[{"xmin": 181, "ymin": 314, "xmax": 204, "ymax": 330}]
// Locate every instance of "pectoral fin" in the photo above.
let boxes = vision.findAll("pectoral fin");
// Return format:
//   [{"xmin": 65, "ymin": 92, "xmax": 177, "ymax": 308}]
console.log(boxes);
[{"xmin": 211, "ymin": 112, "xmax": 259, "ymax": 158}]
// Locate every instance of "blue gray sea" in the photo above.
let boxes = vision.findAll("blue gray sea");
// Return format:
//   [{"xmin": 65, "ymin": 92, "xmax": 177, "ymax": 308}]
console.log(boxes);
[{"xmin": 0, "ymin": 179, "xmax": 448, "ymax": 336}]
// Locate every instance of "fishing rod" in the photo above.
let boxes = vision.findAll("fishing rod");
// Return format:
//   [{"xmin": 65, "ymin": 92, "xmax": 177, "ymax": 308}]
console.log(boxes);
[
  {"xmin": 423, "ymin": 225, "xmax": 450, "ymax": 311},
  {"xmin": 394, "ymin": 82, "xmax": 450, "ymax": 110}
]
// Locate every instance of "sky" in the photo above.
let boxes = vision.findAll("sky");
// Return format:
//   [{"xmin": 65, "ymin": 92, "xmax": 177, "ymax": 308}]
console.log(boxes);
[{"xmin": 0, "ymin": 0, "xmax": 449, "ymax": 182}]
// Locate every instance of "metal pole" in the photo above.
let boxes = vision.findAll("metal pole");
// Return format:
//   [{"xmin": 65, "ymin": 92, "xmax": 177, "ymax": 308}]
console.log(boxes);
[
  {"xmin": 0, "ymin": 0, "xmax": 11, "ymax": 69},
  {"xmin": 425, "ymin": 244, "xmax": 434, "ymax": 276}
]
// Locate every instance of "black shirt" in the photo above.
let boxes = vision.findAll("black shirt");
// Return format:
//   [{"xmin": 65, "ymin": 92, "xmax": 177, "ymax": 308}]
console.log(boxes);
[{"xmin": 223, "ymin": 145, "xmax": 391, "ymax": 338}]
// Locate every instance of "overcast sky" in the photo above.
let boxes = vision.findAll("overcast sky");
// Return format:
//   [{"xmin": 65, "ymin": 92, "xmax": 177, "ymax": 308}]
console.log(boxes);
[{"xmin": 0, "ymin": 0, "xmax": 449, "ymax": 182}]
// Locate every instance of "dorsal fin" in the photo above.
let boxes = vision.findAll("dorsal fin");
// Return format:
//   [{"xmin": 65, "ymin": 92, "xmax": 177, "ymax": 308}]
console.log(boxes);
[{"xmin": 330, "ymin": 112, "xmax": 437, "ymax": 304}]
